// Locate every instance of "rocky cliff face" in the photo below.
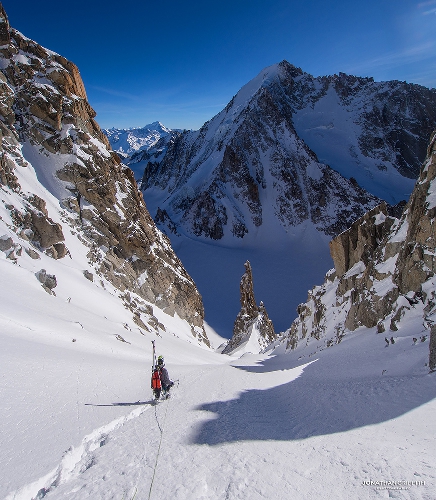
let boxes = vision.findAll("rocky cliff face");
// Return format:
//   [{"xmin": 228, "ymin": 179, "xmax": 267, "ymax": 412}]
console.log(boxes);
[
  {"xmin": 0, "ymin": 4, "xmax": 208, "ymax": 345},
  {"xmin": 223, "ymin": 261, "xmax": 276, "ymax": 354},
  {"xmin": 283, "ymin": 129, "xmax": 436, "ymax": 367}
]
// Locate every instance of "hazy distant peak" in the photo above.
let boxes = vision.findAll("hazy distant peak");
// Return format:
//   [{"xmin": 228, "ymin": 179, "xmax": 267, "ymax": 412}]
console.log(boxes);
[{"xmin": 103, "ymin": 122, "xmax": 173, "ymax": 155}]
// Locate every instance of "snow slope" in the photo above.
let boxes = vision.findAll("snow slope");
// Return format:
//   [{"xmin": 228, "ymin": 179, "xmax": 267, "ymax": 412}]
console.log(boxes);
[
  {"xmin": 168, "ymin": 221, "xmax": 333, "ymax": 338},
  {"xmin": 292, "ymin": 82, "xmax": 416, "ymax": 204},
  {"xmin": 2, "ymin": 277, "xmax": 435, "ymax": 499},
  {"xmin": 2, "ymin": 147, "xmax": 434, "ymax": 497},
  {"xmin": 1, "ymin": 155, "xmax": 435, "ymax": 498}
]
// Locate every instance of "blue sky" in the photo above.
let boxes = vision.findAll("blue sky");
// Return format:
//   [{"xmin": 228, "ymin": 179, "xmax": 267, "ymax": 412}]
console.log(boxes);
[{"xmin": 3, "ymin": 0, "xmax": 436, "ymax": 130}]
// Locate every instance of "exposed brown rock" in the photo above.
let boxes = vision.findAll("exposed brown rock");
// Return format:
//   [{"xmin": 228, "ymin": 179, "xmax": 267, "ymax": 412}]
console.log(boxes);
[
  {"xmin": 329, "ymin": 203, "xmax": 395, "ymax": 277},
  {"xmin": 25, "ymin": 247, "xmax": 40, "ymax": 260},
  {"xmin": 0, "ymin": 234, "xmax": 12, "ymax": 251},
  {"xmin": 395, "ymin": 131, "xmax": 436, "ymax": 296},
  {"xmin": 30, "ymin": 211, "xmax": 65, "ymax": 249},
  {"xmin": 0, "ymin": 5, "xmax": 209, "ymax": 344},
  {"xmin": 430, "ymin": 325, "xmax": 436, "ymax": 372},
  {"xmin": 36, "ymin": 269, "xmax": 57, "ymax": 294},
  {"xmin": 0, "ymin": 3, "xmax": 10, "ymax": 46}
]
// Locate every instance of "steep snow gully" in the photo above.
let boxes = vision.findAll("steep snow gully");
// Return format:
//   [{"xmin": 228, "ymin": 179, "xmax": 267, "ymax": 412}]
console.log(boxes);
[{"xmin": 5, "ymin": 327, "xmax": 436, "ymax": 500}]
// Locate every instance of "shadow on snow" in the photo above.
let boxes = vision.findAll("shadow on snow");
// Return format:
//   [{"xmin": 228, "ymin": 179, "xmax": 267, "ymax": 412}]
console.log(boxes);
[
  {"xmin": 85, "ymin": 400, "xmax": 154, "ymax": 407},
  {"xmin": 191, "ymin": 354, "xmax": 436, "ymax": 445}
]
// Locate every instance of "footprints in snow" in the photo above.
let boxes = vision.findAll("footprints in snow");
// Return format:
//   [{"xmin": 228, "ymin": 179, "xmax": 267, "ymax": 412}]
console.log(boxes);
[{"xmin": 7, "ymin": 406, "xmax": 149, "ymax": 500}]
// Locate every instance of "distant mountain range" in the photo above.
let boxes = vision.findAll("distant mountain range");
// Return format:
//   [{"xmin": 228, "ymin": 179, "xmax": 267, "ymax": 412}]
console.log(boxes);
[
  {"xmin": 104, "ymin": 61, "xmax": 436, "ymax": 336},
  {"xmin": 103, "ymin": 121, "xmax": 174, "ymax": 158}
]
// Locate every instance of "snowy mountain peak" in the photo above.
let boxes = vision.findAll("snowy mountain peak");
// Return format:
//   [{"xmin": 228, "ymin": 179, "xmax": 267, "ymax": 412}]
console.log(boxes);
[
  {"xmin": 137, "ymin": 60, "xmax": 436, "ymax": 336},
  {"xmin": 103, "ymin": 122, "xmax": 174, "ymax": 156}
]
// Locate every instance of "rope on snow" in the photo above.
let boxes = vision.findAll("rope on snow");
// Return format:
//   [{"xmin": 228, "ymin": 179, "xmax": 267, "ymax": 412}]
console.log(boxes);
[{"xmin": 147, "ymin": 396, "xmax": 171, "ymax": 500}]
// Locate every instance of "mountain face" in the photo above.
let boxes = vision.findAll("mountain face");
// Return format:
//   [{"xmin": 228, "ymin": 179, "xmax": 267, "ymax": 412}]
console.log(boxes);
[
  {"xmin": 136, "ymin": 61, "xmax": 436, "ymax": 336},
  {"xmin": 290, "ymin": 69, "xmax": 436, "ymax": 204},
  {"xmin": 283, "ymin": 129, "xmax": 436, "ymax": 367},
  {"xmin": 141, "ymin": 62, "xmax": 436, "ymax": 235},
  {"xmin": 0, "ymin": 5, "xmax": 209, "ymax": 346},
  {"xmin": 141, "ymin": 63, "xmax": 385, "ymax": 242}
]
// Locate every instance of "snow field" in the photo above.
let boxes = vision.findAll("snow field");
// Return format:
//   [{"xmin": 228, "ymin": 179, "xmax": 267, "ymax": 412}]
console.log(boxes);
[{"xmin": 4, "ymin": 317, "xmax": 436, "ymax": 499}]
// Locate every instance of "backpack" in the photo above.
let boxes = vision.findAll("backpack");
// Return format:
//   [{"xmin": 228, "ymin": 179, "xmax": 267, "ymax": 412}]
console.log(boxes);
[{"xmin": 151, "ymin": 367, "xmax": 161, "ymax": 390}]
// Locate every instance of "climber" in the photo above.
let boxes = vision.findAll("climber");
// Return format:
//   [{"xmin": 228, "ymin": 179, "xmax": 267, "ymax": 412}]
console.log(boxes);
[{"xmin": 157, "ymin": 355, "xmax": 174, "ymax": 397}]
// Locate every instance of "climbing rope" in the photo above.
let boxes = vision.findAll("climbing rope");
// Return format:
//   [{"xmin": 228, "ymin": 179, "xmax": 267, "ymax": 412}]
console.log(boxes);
[{"xmin": 147, "ymin": 395, "xmax": 171, "ymax": 500}]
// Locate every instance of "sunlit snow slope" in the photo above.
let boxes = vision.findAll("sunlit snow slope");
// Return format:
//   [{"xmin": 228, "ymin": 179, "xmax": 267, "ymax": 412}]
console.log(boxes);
[{"xmin": 3, "ymin": 290, "xmax": 435, "ymax": 499}]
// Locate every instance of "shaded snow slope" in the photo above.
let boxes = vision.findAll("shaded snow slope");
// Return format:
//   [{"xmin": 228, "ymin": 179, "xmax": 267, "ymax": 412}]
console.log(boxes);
[{"xmin": 168, "ymin": 218, "xmax": 333, "ymax": 337}]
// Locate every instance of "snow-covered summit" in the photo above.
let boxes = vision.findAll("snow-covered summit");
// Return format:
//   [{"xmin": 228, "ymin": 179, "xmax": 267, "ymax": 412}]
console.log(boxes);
[{"xmin": 103, "ymin": 121, "xmax": 174, "ymax": 157}]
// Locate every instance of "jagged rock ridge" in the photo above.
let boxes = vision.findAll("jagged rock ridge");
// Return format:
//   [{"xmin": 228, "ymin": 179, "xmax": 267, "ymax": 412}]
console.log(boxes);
[
  {"xmin": 223, "ymin": 261, "xmax": 276, "ymax": 354},
  {"xmin": 283, "ymin": 129, "xmax": 436, "ymax": 367},
  {"xmin": 0, "ymin": 4, "xmax": 208, "ymax": 345}
]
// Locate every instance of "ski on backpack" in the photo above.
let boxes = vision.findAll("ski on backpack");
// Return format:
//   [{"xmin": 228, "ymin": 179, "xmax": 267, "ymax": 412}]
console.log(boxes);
[
  {"xmin": 150, "ymin": 341, "xmax": 175, "ymax": 401},
  {"xmin": 151, "ymin": 340, "xmax": 162, "ymax": 400}
]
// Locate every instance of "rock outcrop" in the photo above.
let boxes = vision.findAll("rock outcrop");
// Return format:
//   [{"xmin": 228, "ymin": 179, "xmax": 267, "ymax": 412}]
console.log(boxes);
[
  {"xmin": 430, "ymin": 325, "xmax": 436, "ymax": 372},
  {"xmin": 0, "ymin": 4, "xmax": 208, "ymax": 345},
  {"xmin": 223, "ymin": 261, "xmax": 276, "ymax": 354},
  {"xmin": 395, "ymin": 132, "xmax": 436, "ymax": 295},
  {"xmin": 284, "ymin": 128, "xmax": 436, "ymax": 370},
  {"xmin": 329, "ymin": 202, "xmax": 396, "ymax": 278},
  {"xmin": 35, "ymin": 269, "xmax": 57, "ymax": 295}
]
